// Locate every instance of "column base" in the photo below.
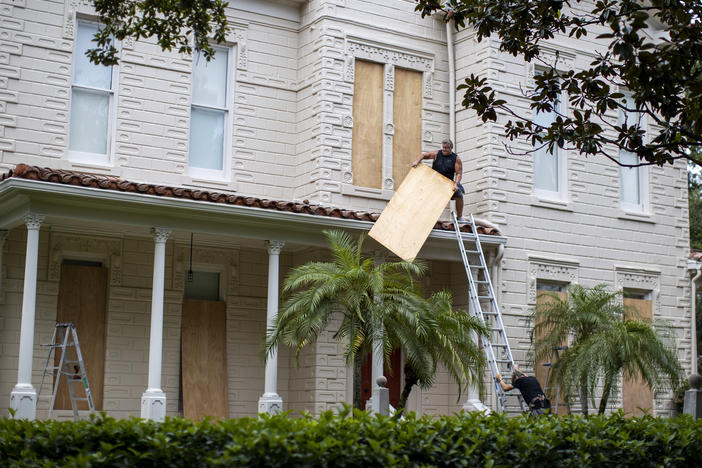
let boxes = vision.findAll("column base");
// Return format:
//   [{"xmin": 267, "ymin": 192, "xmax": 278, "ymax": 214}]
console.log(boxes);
[
  {"xmin": 463, "ymin": 398, "xmax": 491, "ymax": 413},
  {"xmin": 258, "ymin": 393, "xmax": 283, "ymax": 414},
  {"xmin": 10, "ymin": 384, "xmax": 37, "ymax": 420},
  {"xmin": 141, "ymin": 389, "xmax": 167, "ymax": 421}
]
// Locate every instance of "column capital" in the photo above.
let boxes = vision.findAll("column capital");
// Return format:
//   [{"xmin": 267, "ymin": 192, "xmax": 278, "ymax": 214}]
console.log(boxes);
[
  {"xmin": 150, "ymin": 227, "xmax": 172, "ymax": 243},
  {"xmin": 265, "ymin": 240, "xmax": 285, "ymax": 255},
  {"xmin": 23, "ymin": 213, "xmax": 44, "ymax": 230}
]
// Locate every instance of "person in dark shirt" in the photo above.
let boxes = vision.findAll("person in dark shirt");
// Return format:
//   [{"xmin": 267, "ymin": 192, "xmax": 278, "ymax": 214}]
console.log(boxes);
[
  {"xmin": 411, "ymin": 138, "xmax": 467, "ymax": 223},
  {"xmin": 495, "ymin": 365, "xmax": 551, "ymax": 416}
]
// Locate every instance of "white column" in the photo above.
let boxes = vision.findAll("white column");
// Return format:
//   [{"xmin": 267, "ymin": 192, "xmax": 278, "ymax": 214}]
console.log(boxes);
[
  {"xmin": 10, "ymin": 213, "xmax": 44, "ymax": 419},
  {"xmin": 369, "ymin": 250, "xmax": 386, "ymax": 413},
  {"xmin": 463, "ymin": 266, "xmax": 490, "ymax": 413},
  {"xmin": 141, "ymin": 227, "xmax": 171, "ymax": 421},
  {"xmin": 0, "ymin": 230, "xmax": 7, "ymax": 298},
  {"xmin": 259, "ymin": 240, "xmax": 285, "ymax": 414}
]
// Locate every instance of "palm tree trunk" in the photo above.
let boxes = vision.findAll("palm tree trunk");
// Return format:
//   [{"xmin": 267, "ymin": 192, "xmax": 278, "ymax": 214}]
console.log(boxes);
[
  {"xmin": 579, "ymin": 380, "xmax": 589, "ymax": 416},
  {"xmin": 598, "ymin": 378, "xmax": 613, "ymax": 415},
  {"xmin": 397, "ymin": 363, "xmax": 419, "ymax": 412},
  {"xmin": 353, "ymin": 355, "xmax": 362, "ymax": 409}
]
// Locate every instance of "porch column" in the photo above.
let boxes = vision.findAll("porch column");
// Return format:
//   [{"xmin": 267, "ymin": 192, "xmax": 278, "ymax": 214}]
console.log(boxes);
[
  {"xmin": 369, "ymin": 250, "xmax": 386, "ymax": 413},
  {"xmin": 10, "ymin": 213, "xmax": 44, "ymax": 419},
  {"xmin": 0, "ymin": 230, "xmax": 7, "ymax": 297},
  {"xmin": 259, "ymin": 240, "xmax": 284, "ymax": 414},
  {"xmin": 141, "ymin": 227, "xmax": 171, "ymax": 421}
]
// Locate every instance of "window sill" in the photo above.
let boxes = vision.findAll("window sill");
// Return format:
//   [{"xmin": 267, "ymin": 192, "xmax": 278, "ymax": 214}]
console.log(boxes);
[
  {"xmin": 530, "ymin": 196, "xmax": 573, "ymax": 213},
  {"xmin": 341, "ymin": 183, "xmax": 393, "ymax": 201},
  {"xmin": 67, "ymin": 152, "xmax": 113, "ymax": 170},
  {"xmin": 618, "ymin": 210, "xmax": 655, "ymax": 224}
]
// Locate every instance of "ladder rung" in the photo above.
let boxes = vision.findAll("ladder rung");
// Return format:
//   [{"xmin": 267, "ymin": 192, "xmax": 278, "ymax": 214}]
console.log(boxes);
[
  {"xmin": 477, "ymin": 295, "xmax": 493, "ymax": 300},
  {"xmin": 464, "ymin": 249, "xmax": 481, "ymax": 254},
  {"xmin": 491, "ymin": 343, "xmax": 508, "ymax": 347},
  {"xmin": 469, "ymin": 265, "xmax": 485, "ymax": 269},
  {"xmin": 474, "ymin": 280, "xmax": 490, "ymax": 284}
]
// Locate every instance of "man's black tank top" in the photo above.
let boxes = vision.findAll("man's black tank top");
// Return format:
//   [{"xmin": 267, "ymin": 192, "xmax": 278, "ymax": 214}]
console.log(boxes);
[{"xmin": 432, "ymin": 150, "xmax": 457, "ymax": 180}]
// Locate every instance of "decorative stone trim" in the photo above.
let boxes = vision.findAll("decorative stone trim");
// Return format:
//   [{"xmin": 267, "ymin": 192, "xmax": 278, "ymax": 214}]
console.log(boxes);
[
  {"xmin": 63, "ymin": 0, "xmax": 95, "ymax": 40},
  {"xmin": 526, "ymin": 256, "xmax": 579, "ymax": 304},
  {"xmin": 48, "ymin": 232, "xmax": 122, "ymax": 286},
  {"xmin": 615, "ymin": 266, "xmax": 661, "ymax": 317},
  {"xmin": 345, "ymin": 38, "xmax": 434, "ymax": 99},
  {"xmin": 174, "ymin": 244, "xmax": 239, "ymax": 296},
  {"xmin": 230, "ymin": 23, "xmax": 249, "ymax": 71},
  {"xmin": 526, "ymin": 47, "xmax": 576, "ymax": 87}
]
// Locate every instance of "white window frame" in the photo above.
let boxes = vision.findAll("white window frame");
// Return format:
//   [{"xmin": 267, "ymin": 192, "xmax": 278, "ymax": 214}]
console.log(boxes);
[
  {"xmin": 532, "ymin": 72, "xmax": 568, "ymax": 202},
  {"xmin": 187, "ymin": 45, "xmax": 235, "ymax": 181},
  {"xmin": 618, "ymin": 91, "xmax": 649, "ymax": 214},
  {"xmin": 66, "ymin": 19, "xmax": 119, "ymax": 167}
]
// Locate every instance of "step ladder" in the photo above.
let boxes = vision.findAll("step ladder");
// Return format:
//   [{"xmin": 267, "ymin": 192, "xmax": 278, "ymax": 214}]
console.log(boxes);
[
  {"xmin": 37, "ymin": 322, "xmax": 95, "ymax": 420},
  {"xmin": 451, "ymin": 212, "xmax": 524, "ymax": 413},
  {"xmin": 542, "ymin": 345, "xmax": 570, "ymax": 414}
]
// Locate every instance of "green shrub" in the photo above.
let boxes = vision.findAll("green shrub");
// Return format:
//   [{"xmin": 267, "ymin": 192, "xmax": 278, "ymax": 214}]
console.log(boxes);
[{"xmin": 1, "ymin": 408, "xmax": 700, "ymax": 467}]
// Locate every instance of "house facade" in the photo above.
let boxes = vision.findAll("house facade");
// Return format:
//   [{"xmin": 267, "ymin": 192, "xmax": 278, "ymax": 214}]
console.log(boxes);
[{"xmin": 0, "ymin": 0, "xmax": 694, "ymax": 420}]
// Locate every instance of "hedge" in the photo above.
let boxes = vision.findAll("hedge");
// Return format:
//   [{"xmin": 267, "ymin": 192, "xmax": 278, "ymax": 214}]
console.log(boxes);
[{"xmin": 1, "ymin": 408, "xmax": 701, "ymax": 467}]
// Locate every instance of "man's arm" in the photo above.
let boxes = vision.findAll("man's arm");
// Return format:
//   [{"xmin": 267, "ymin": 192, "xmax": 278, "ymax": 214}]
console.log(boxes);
[
  {"xmin": 495, "ymin": 373, "xmax": 514, "ymax": 391},
  {"xmin": 412, "ymin": 150, "xmax": 438, "ymax": 167},
  {"xmin": 453, "ymin": 156, "xmax": 463, "ymax": 190}
]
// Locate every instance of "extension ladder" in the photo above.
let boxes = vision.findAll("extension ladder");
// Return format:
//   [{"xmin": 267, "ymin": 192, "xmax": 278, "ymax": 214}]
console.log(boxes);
[
  {"xmin": 451, "ymin": 212, "xmax": 524, "ymax": 412},
  {"xmin": 37, "ymin": 322, "xmax": 95, "ymax": 419}
]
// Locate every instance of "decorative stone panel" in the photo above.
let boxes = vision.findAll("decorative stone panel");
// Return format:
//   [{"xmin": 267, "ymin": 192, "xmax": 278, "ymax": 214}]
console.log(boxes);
[
  {"xmin": 615, "ymin": 266, "xmax": 661, "ymax": 317},
  {"xmin": 527, "ymin": 256, "xmax": 579, "ymax": 304},
  {"xmin": 48, "ymin": 232, "xmax": 123, "ymax": 286},
  {"xmin": 174, "ymin": 244, "xmax": 239, "ymax": 296}
]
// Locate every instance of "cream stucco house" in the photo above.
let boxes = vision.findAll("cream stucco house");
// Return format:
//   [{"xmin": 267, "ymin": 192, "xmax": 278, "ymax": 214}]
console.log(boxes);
[{"xmin": 0, "ymin": 0, "xmax": 695, "ymax": 421}]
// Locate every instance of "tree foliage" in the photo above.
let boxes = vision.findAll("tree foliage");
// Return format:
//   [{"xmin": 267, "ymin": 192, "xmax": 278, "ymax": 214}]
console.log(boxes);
[
  {"xmin": 533, "ymin": 284, "xmax": 683, "ymax": 415},
  {"xmin": 87, "ymin": 0, "xmax": 229, "ymax": 65},
  {"xmin": 415, "ymin": 0, "xmax": 702, "ymax": 167},
  {"xmin": 264, "ymin": 230, "xmax": 488, "ymax": 410}
]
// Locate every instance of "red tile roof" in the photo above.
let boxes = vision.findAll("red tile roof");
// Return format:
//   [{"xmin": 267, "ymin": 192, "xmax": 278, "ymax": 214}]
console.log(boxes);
[{"xmin": 1, "ymin": 164, "xmax": 501, "ymax": 235}]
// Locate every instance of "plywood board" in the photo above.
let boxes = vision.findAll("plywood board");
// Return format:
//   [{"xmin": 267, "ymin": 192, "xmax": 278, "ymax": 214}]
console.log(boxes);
[
  {"xmin": 56, "ymin": 264, "xmax": 107, "ymax": 411},
  {"xmin": 181, "ymin": 299, "xmax": 229, "ymax": 420},
  {"xmin": 622, "ymin": 297, "xmax": 653, "ymax": 416},
  {"xmin": 392, "ymin": 68, "xmax": 422, "ymax": 187},
  {"xmin": 535, "ymin": 290, "xmax": 568, "ymax": 416},
  {"xmin": 369, "ymin": 164, "xmax": 454, "ymax": 261},
  {"xmin": 351, "ymin": 59, "xmax": 383, "ymax": 189}
]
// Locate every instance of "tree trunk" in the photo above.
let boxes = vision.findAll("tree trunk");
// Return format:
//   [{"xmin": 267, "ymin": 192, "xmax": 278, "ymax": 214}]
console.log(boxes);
[
  {"xmin": 598, "ymin": 378, "xmax": 613, "ymax": 415},
  {"xmin": 352, "ymin": 355, "xmax": 362, "ymax": 409},
  {"xmin": 579, "ymin": 381, "xmax": 589, "ymax": 416},
  {"xmin": 397, "ymin": 363, "xmax": 419, "ymax": 412}
]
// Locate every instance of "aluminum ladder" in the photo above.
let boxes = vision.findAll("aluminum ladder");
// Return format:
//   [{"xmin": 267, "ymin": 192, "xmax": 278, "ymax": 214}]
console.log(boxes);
[
  {"xmin": 37, "ymin": 322, "xmax": 95, "ymax": 419},
  {"xmin": 451, "ymin": 212, "xmax": 524, "ymax": 413}
]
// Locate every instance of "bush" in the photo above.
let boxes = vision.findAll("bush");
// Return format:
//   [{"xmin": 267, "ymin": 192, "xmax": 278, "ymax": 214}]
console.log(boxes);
[{"xmin": 1, "ymin": 408, "xmax": 701, "ymax": 467}]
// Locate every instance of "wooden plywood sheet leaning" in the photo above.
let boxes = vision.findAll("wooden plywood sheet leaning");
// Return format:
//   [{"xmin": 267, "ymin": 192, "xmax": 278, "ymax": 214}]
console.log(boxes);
[{"xmin": 369, "ymin": 164, "xmax": 454, "ymax": 261}]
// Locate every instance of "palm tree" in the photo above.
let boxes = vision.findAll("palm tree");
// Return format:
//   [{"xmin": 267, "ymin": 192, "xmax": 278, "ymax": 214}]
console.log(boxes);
[
  {"xmin": 265, "ymin": 229, "xmax": 488, "ymax": 410},
  {"xmin": 533, "ymin": 284, "xmax": 683, "ymax": 415}
]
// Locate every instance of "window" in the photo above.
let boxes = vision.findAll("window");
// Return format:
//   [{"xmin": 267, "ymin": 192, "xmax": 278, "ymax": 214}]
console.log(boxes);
[
  {"xmin": 189, "ymin": 47, "xmax": 232, "ymax": 177},
  {"xmin": 351, "ymin": 59, "xmax": 384, "ymax": 189},
  {"xmin": 618, "ymin": 92, "xmax": 648, "ymax": 212},
  {"xmin": 533, "ymin": 76, "xmax": 566, "ymax": 200},
  {"xmin": 68, "ymin": 21, "xmax": 117, "ymax": 164}
]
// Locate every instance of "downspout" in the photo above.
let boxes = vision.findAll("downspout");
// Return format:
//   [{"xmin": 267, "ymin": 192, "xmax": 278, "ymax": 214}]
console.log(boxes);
[
  {"xmin": 692, "ymin": 266, "xmax": 701, "ymax": 373},
  {"xmin": 446, "ymin": 16, "xmax": 456, "ymax": 145}
]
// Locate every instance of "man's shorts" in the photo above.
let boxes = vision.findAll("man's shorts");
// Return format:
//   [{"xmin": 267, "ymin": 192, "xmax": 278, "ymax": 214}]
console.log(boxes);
[{"xmin": 451, "ymin": 182, "xmax": 465, "ymax": 200}]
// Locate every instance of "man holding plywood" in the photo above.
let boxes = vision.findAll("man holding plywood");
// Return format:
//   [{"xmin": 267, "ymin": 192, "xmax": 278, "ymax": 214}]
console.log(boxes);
[{"xmin": 412, "ymin": 138, "xmax": 467, "ymax": 223}]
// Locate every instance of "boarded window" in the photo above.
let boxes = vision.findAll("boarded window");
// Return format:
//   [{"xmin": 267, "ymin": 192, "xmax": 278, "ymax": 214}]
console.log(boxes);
[
  {"xmin": 55, "ymin": 263, "xmax": 108, "ymax": 411},
  {"xmin": 351, "ymin": 60, "xmax": 383, "ymax": 189},
  {"xmin": 622, "ymin": 294, "xmax": 653, "ymax": 416},
  {"xmin": 534, "ymin": 283, "xmax": 568, "ymax": 415},
  {"xmin": 392, "ymin": 68, "xmax": 422, "ymax": 187}
]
